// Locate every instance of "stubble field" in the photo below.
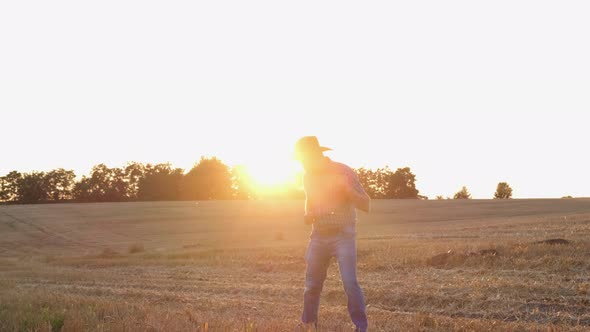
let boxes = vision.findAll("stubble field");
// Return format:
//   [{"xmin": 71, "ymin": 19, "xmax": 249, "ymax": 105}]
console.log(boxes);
[{"xmin": 1, "ymin": 199, "xmax": 590, "ymax": 331}]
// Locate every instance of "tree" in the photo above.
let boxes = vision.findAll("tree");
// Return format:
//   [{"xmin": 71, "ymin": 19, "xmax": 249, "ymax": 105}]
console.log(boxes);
[
  {"xmin": 183, "ymin": 157, "xmax": 233, "ymax": 200},
  {"xmin": 372, "ymin": 167, "xmax": 390, "ymax": 198},
  {"xmin": 16, "ymin": 172, "xmax": 49, "ymax": 203},
  {"xmin": 0, "ymin": 177, "xmax": 7, "ymax": 202},
  {"xmin": 106, "ymin": 167, "xmax": 128, "ymax": 201},
  {"xmin": 1, "ymin": 171, "xmax": 22, "ymax": 202},
  {"xmin": 73, "ymin": 176, "xmax": 92, "ymax": 201},
  {"xmin": 70, "ymin": 164, "xmax": 130, "ymax": 202},
  {"xmin": 45, "ymin": 169, "xmax": 76, "ymax": 201},
  {"xmin": 137, "ymin": 163, "xmax": 184, "ymax": 201},
  {"xmin": 494, "ymin": 182, "xmax": 513, "ymax": 199},
  {"xmin": 71, "ymin": 163, "xmax": 147, "ymax": 202},
  {"xmin": 125, "ymin": 162, "xmax": 145, "ymax": 200},
  {"xmin": 85, "ymin": 164, "xmax": 128, "ymax": 202},
  {"xmin": 86, "ymin": 164, "xmax": 110, "ymax": 201},
  {"xmin": 453, "ymin": 186, "xmax": 472, "ymax": 199},
  {"xmin": 355, "ymin": 168, "xmax": 381, "ymax": 198},
  {"xmin": 435, "ymin": 195, "xmax": 445, "ymax": 200},
  {"xmin": 354, "ymin": 167, "xmax": 421, "ymax": 199},
  {"xmin": 384, "ymin": 167, "xmax": 420, "ymax": 199}
]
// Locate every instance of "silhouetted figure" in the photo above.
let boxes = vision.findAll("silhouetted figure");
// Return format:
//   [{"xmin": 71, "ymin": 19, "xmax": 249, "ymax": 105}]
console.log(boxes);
[{"xmin": 295, "ymin": 136, "xmax": 370, "ymax": 332}]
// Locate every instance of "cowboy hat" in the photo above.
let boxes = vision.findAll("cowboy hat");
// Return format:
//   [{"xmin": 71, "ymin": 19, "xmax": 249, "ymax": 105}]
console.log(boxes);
[{"xmin": 294, "ymin": 136, "xmax": 332, "ymax": 160}]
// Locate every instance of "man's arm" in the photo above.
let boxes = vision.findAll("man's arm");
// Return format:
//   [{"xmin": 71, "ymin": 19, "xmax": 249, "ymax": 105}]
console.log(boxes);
[{"xmin": 342, "ymin": 168, "xmax": 371, "ymax": 212}]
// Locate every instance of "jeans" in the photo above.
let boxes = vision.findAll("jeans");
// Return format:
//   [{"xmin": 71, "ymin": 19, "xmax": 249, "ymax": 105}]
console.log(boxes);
[{"xmin": 302, "ymin": 225, "xmax": 368, "ymax": 331}]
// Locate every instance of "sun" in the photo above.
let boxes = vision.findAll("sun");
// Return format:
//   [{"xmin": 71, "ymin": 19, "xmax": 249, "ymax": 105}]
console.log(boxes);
[{"xmin": 247, "ymin": 160, "xmax": 302, "ymax": 187}]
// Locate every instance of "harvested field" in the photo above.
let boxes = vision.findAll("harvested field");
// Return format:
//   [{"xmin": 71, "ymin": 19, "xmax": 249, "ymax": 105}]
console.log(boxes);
[{"xmin": 1, "ymin": 199, "xmax": 590, "ymax": 331}]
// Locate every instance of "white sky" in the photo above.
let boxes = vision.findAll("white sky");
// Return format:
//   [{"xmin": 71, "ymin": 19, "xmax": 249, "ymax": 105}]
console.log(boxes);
[{"xmin": 1, "ymin": 1, "xmax": 589, "ymax": 199}]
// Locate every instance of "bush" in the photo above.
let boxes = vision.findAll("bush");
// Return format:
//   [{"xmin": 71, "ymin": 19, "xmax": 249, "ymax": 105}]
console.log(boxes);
[{"xmin": 128, "ymin": 243, "xmax": 145, "ymax": 254}]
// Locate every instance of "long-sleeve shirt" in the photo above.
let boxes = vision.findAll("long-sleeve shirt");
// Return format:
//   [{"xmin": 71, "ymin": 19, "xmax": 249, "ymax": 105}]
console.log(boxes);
[{"xmin": 303, "ymin": 159, "xmax": 367, "ymax": 228}]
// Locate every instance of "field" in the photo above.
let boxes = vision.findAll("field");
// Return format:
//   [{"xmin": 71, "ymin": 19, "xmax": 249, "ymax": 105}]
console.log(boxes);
[{"xmin": 2, "ymin": 199, "xmax": 590, "ymax": 331}]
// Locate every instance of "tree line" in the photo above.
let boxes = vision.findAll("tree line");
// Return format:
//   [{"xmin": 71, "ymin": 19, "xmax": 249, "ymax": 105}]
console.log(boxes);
[
  {"xmin": 354, "ymin": 167, "xmax": 425, "ymax": 199},
  {"xmin": 435, "ymin": 182, "xmax": 513, "ymax": 200},
  {"xmin": 0, "ymin": 157, "xmax": 513, "ymax": 204},
  {"xmin": 0, "ymin": 158, "xmax": 254, "ymax": 204}
]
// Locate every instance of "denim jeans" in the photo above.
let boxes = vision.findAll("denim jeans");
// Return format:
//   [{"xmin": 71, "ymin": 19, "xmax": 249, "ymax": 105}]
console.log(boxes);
[{"xmin": 302, "ymin": 225, "xmax": 368, "ymax": 331}]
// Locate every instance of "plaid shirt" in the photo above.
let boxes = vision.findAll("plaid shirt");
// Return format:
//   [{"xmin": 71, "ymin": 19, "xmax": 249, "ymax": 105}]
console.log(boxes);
[{"xmin": 303, "ymin": 158, "xmax": 366, "ymax": 227}]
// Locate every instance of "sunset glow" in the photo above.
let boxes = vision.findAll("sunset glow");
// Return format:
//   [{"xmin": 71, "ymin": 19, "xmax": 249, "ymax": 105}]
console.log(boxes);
[
  {"xmin": 246, "ymin": 161, "xmax": 302, "ymax": 188},
  {"xmin": 1, "ymin": 2, "xmax": 589, "ymax": 199}
]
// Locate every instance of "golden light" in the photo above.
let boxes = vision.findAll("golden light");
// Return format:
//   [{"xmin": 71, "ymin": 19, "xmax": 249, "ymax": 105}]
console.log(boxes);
[{"xmin": 247, "ymin": 160, "xmax": 302, "ymax": 188}]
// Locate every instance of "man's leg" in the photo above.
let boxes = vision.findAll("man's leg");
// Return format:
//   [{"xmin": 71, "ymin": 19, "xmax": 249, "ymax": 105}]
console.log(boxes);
[
  {"xmin": 302, "ymin": 238, "xmax": 331, "ymax": 326},
  {"xmin": 336, "ymin": 237, "xmax": 368, "ymax": 332}
]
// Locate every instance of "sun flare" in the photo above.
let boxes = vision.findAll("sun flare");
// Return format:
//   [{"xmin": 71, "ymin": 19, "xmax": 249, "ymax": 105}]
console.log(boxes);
[{"xmin": 246, "ymin": 160, "xmax": 302, "ymax": 188}]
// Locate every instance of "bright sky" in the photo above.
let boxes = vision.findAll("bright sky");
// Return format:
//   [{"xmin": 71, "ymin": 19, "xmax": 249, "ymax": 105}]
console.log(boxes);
[{"xmin": 1, "ymin": 1, "xmax": 589, "ymax": 199}]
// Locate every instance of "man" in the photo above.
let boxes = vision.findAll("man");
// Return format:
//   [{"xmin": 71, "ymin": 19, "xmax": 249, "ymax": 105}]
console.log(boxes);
[{"xmin": 295, "ymin": 136, "xmax": 370, "ymax": 332}]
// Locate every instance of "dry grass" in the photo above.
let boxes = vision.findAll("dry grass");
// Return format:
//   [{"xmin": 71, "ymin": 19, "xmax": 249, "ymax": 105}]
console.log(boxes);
[{"xmin": 1, "ymin": 199, "xmax": 590, "ymax": 331}]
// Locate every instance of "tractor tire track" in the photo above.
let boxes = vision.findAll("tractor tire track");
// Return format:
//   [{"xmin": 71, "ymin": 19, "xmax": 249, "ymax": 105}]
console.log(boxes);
[{"xmin": 0, "ymin": 211, "xmax": 97, "ymax": 253}]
